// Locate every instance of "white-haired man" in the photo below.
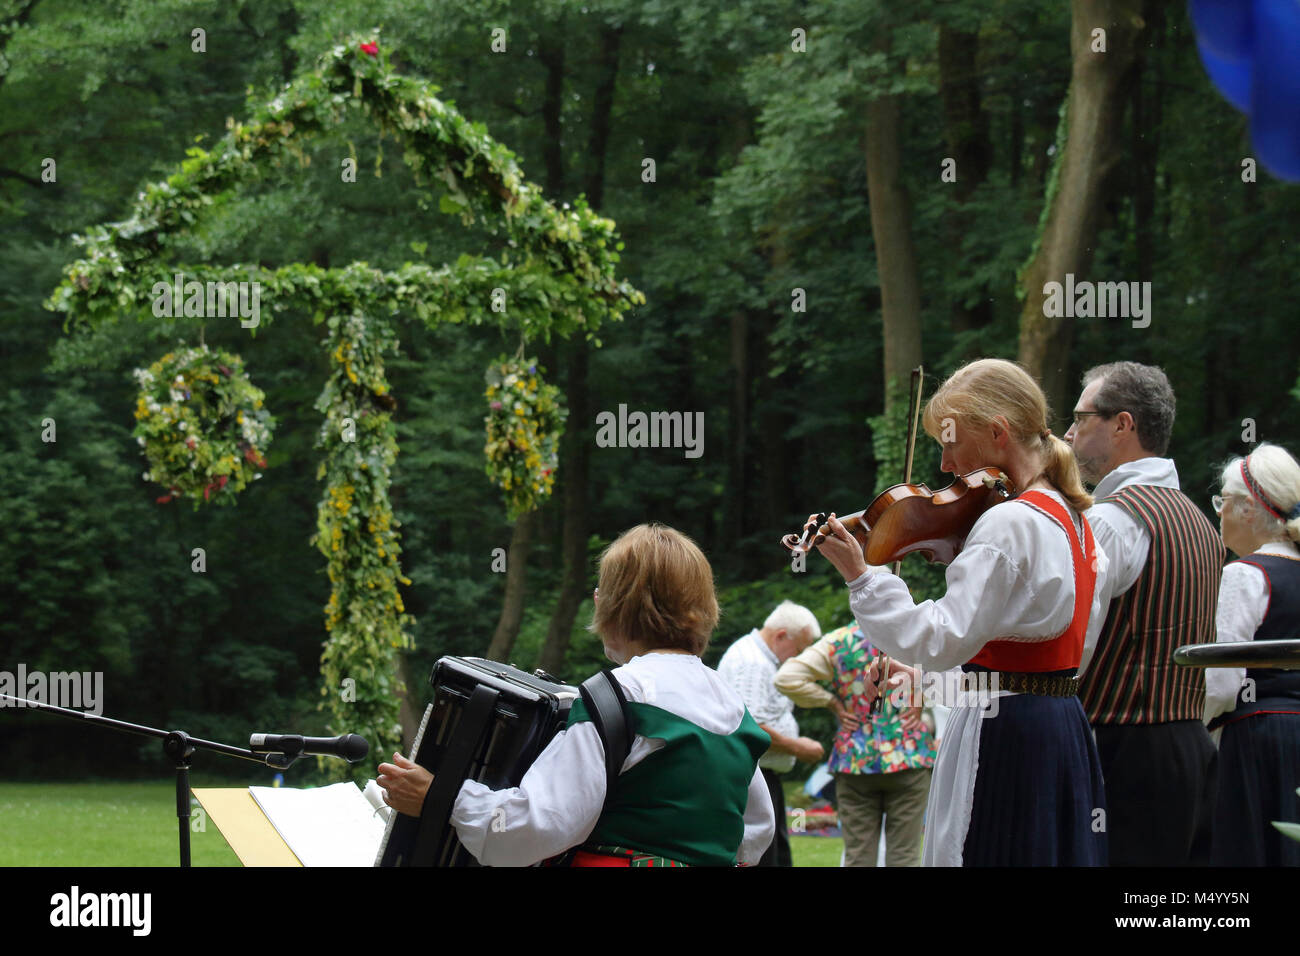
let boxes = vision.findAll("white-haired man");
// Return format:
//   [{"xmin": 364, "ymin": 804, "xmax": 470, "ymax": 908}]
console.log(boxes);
[{"xmin": 717, "ymin": 600, "xmax": 825, "ymax": 866}]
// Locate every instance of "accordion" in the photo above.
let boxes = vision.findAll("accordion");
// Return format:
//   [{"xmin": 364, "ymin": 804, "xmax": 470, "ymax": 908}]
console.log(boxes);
[{"xmin": 375, "ymin": 656, "xmax": 577, "ymax": 867}]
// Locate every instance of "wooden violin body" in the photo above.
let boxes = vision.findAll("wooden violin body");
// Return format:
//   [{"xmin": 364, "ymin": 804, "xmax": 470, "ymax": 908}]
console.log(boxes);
[{"xmin": 782, "ymin": 467, "xmax": 1016, "ymax": 566}]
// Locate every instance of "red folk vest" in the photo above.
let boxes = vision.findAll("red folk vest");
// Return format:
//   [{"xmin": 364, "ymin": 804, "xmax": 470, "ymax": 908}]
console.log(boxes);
[{"xmin": 968, "ymin": 490, "xmax": 1097, "ymax": 673}]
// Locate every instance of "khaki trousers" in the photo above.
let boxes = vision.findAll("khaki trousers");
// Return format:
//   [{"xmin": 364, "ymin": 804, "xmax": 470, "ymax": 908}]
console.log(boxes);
[{"xmin": 835, "ymin": 768, "xmax": 932, "ymax": 867}]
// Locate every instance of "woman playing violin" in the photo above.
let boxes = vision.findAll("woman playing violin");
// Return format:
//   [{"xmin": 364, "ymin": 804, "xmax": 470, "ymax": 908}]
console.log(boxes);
[{"xmin": 810, "ymin": 358, "xmax": 1112, "ymax": 866}]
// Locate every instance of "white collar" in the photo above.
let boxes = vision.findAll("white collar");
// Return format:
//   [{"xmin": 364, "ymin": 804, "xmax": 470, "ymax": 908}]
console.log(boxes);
[
  {"xmin": 747, "ymin": 629, "xmax": 779, "ymax": 666},
  {"xmin": 1093, "ymin": 457, "xmax": 1180, "ymax": 499}
]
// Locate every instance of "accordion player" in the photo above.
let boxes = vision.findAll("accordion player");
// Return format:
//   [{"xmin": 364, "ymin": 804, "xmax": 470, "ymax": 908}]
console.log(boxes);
[{"xmin": 375, "ymin": 524, "xmax": 777, "ymax": 866}]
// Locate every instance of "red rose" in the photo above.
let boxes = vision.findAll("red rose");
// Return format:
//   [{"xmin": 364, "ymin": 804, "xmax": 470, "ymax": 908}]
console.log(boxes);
[{"xmin": 360, "ymin": 41, "xmax": 378, "ymax": 57}]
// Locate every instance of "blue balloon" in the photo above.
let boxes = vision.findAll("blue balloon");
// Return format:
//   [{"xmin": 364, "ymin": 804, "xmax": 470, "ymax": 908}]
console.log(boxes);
[
  {"xmin": 1190, "ymin": 0, "xmax": 1300, "ymax": 182},
  {"xmin": 1190, "ymin": 0, "xmax": 1255, "ymax": 62},
  {"xmin": 1195, "ymin": 34, "xmax": 1253, "ymax": 113},
  {"xmin": 1253, "ymin": 0, "xmax": 1300, "ymax": 180}
]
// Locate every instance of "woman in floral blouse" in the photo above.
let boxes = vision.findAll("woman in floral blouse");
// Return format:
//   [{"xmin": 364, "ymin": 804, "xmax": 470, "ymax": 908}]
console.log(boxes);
[{"xmin": 775, "ymin": 621, "xmax": 936, "ymax": 865}]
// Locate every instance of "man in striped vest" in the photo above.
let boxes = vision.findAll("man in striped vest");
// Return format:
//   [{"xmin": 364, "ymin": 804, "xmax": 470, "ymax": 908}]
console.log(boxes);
[{"xmin": 1065, "ymin": 362, "xmax": 1223, "ymax": 866}]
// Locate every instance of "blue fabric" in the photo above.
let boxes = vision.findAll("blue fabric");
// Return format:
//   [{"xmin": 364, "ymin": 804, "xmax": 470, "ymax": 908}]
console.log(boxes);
[
  {"xmin": 1213, "ymin": 712, "xmax": 1300, "ymax": 866},
  {"xmin": 961, "ymin": 693, "xmax": 1108, "ymax": 866}
]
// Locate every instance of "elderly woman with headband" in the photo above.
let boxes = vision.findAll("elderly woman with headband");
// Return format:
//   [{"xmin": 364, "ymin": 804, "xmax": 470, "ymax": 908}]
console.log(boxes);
[{"xmin": 1206, "ymin": 443, "xmax": 1300, "ymax": 866}]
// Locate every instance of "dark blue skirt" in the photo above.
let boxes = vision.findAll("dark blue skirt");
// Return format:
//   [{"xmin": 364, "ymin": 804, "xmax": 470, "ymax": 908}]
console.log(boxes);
[
  {"xmin": 961, "ymin": 693, "xmax": 1108, "ymax": 866},
  {"xmin": 1212, "ymin": 709, "xmax": 1300, "ymax": 866}
]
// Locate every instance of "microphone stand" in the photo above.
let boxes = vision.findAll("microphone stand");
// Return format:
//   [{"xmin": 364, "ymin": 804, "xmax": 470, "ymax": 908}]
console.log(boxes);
[{"xmin": 1, "ymin": 693, "xmax": 323, "ymax": 867}]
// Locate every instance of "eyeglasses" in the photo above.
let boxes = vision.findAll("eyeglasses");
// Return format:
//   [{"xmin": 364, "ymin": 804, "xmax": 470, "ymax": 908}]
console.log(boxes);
[
  {"xmin": 1071, "ymin": 410, "xmax": 1109, "ymax": 427},
  {"xmin": 1211, "ymin": 495, "xmax": 1243, "ymax": 515}
]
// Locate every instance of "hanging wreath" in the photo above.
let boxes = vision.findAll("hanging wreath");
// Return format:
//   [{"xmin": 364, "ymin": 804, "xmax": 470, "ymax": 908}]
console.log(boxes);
[
  {"xmin": 484, "ymin": 356, "xmax": 566, "ymax": 519},
  {"xmin": 132, "ymin": 344, "xmax": 275, "ymax": 506}
]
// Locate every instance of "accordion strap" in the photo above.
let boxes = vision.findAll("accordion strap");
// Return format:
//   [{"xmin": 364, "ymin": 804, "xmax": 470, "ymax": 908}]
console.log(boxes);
[
  {"xmin": 579, "ymin": 670, "xmax": 632, "ymax": 799},
  {"xmin": 411, "ymin": 682, "xmax": 500, "ymax": 866}
]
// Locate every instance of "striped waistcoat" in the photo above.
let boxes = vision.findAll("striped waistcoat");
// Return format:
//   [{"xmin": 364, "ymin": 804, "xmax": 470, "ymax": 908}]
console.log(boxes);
[{"xmin": 1080, "ymin": 484, "xmax": 1225, "ymax": 725}]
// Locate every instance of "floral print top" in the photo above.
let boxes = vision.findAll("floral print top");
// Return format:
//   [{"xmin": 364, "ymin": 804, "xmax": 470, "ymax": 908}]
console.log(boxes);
[{"xmin": 775, "ymin": 622, "xmax": 937, "ymax": 775}]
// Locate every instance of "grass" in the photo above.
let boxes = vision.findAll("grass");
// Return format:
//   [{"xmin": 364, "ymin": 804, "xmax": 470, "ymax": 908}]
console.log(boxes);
[
  {"xmin": 790, "ymin": 835, "xmax": 843, "ymax": 866},
  {"xmin": 0, "ymin": 781, "xmax": 845, "ymax": 866},
  {"xmin": 0, "ymin": 781, "xmax": 242, "ymax": 867}
]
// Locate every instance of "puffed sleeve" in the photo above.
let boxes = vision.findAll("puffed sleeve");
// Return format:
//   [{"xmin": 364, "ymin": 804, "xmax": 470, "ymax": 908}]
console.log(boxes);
[
  {"xmin": 1204, "ymin": 562, "xmax": 1267, "ymax": 727},
  {"xmin": 844, "ymin": 503, "xmax": 1092, "ymax": 672},
  {"xmin": 450, "ymin": 721, "xmax": 607, "ymax": 866},
  {"xmin": 737, "ymin": 765, "xmax": 776, "ymax": 865}
]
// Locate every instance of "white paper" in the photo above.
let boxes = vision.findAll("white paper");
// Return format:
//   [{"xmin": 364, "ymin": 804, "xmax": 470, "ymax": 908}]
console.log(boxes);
[{"xmin": 249, "ymin": 782, "xmax": 387, "ymax": 867}]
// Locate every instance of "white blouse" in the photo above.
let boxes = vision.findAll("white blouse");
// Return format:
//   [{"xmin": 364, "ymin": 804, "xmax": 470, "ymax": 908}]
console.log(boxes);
[
  {"xmin": 1204, "ymin": 541, "xmax": 1300, "ymax": 725},
  {"xmin": 449, "ymin": 652, "xmax": 775, "ymax": 866},
  {"xmin": 845, "ymin": 489, "xmax": 1112, "ymax": 676}
]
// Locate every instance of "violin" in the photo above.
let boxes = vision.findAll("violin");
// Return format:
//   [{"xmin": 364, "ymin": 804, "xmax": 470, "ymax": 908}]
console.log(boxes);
[{"xmin": 780, "ymin": 466, "xmax": 1016, "ymax": 566}]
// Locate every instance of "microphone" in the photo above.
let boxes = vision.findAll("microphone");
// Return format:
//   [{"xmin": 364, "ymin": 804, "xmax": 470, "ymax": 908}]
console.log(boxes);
[{"xmin": 249, "ymin": 733, "xmax": 370, "ymax": 763}]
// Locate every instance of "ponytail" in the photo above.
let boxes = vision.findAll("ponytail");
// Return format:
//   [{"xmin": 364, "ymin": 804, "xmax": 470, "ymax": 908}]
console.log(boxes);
[{"xmin": 1042, "ymin": 433, "xmax": 1093, "ymax": 512}]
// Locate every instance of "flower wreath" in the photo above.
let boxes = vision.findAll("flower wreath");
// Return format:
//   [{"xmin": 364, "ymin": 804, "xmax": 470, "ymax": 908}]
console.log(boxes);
[
  {"xmin": 133, "ymin": 344, "xmax": 275, "ymax": 506},
  {"xmin": 484, "ymin": 356, "xmax": 566, "ymax": 519}
]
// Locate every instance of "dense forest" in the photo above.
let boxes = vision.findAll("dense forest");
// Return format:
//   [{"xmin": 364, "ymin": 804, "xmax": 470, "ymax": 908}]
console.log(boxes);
[{"xmin": 2, "ymin": 0, "xmax": 1297, "ymax": 780}]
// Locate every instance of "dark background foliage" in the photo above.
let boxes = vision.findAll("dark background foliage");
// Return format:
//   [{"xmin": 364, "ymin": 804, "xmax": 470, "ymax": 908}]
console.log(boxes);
[{"xmin": 2, "ymin": 0, "xmax": 1295, "ymax": 781}]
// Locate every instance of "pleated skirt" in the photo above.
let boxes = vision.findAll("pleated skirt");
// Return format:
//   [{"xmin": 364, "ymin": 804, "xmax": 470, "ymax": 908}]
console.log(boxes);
[
  {"xmin": 1211, "ymin": 710, "xmax": 1300, "ymax": 866},
  {"xmin": 941, "ymin": 692, "xmax": 1107, "ymax": 866}
]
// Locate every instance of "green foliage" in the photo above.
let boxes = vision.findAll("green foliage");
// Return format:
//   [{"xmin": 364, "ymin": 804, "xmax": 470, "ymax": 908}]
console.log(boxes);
[
  {"xmin": 131, "ymin": 344, "xmax": 275, "ymax": 507},
  {"xmin": 38, "ymin": 28, "xmax": 641, "ymax": 782},
  {"xmin": 312, "ymin": 311, "xmax": 413, "ymax": 779},
  {"xmin": 483, "ymin": 356, "xmax": 566, "ymax": 519},
  {"xmin": 45, "ymin": 31, "xmax": 643, "ymax": 341},
  {"xmin": 6, "ymin": 0, "xmax": 1300, "ymax": 788}
]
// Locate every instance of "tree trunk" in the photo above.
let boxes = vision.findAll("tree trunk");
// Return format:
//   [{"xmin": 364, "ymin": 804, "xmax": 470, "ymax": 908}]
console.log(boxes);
[
  {"xmin": 537, "ymin": 23, "xmax": 621, "ymax": 677},
  {"xmin": 864, "ymin": 36, "xmax": 924, "ymax": 407},
  {"xmin": 484, "ymin": 510, "xmax": 536, "ymax": 662},
  {"xmin": 1018, "ymin": 0, "xmax": 1147, "ymax": 415}
]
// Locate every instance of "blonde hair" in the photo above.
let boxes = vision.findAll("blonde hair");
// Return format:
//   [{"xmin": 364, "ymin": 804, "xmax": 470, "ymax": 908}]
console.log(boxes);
[
  {"xmin": 588, "ymin": 523, "xmax": 719, "ymax": 655},
  {"xmin": 921, "ymin": 358, "xmax": 1092, "ymax": 513},
  {"xmin": 1219, "ymin": 442, "xmax": 1300, "ymax": 543}
]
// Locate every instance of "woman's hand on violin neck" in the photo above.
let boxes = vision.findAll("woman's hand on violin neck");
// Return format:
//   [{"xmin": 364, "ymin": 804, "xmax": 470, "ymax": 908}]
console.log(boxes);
[{"xmin": 812, "ymin": 512, "xmax": 869, "ymax": 582}]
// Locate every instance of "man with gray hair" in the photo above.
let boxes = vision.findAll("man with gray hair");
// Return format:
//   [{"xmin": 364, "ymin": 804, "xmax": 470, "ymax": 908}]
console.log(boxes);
[
  {"xmin": 717, "ymin": 600, "xmax": 825, "ymax": 866},
  {"xmin": 1065, "ymin": 361, "xmax": 1223, "ymax": 866}
]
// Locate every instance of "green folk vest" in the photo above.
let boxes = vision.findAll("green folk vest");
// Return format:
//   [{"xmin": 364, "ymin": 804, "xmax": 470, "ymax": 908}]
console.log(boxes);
[
  {"xmin": 566, "ymin": 698, "xmax": 770, "ymax": 866},
  {"xmin": 1080, "ymin": 484, "xmax": 1225, "ymax": 725}
]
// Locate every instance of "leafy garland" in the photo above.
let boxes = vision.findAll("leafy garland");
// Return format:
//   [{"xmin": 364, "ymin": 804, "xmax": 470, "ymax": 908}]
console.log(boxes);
[
  {"xmin": 312, "ymin": 312, "xmax": 413, "ymax": 767},
  {"xmin": 484, "ymin": 357, "xmax": 566, "ymax": 519},
  {"xmin": 45, "ymin": 31, "xmax": 644, "ymax": 341},
  {"xmin": 47, "ymin": 33, "xmax": 643, "ymax": 782},
  {"xmin": 132, "ymin": 345, "xmax": 274, "ymax": 507}
]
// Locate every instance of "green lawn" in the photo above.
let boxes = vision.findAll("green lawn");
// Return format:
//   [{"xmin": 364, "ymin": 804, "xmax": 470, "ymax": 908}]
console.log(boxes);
[
  {"xmin": 0, "ymin": 781, "xmax": 844, "ymax": 866},
  {"xmin": 0, "ymin": 781, "xmax": 241, "ymax": 867},
  {"xmin": 790, "ymin": 835, "xmax": 844, "ymax": 866}
]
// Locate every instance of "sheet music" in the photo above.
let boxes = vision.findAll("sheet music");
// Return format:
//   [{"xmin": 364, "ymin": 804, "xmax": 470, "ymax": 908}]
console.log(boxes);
[{"xmin": 249, "ymin": 782, "xmax": 386, "ymax": 867}]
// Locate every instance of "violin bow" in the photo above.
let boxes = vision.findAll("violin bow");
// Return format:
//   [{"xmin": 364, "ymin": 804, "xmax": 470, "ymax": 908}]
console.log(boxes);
[{"xmin": 875, "ymin": 365, "xmax": 924, "ymax": 713}]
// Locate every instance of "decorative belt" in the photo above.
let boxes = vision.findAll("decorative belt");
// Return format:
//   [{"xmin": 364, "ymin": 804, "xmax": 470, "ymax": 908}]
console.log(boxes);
[
  {"xmin": 995, "ymin": 671, "xmax": 1080, "ymax": 697},
  {"xmin": 552, "ymin": 843, "xmax": 691, "ymax": 867}
]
